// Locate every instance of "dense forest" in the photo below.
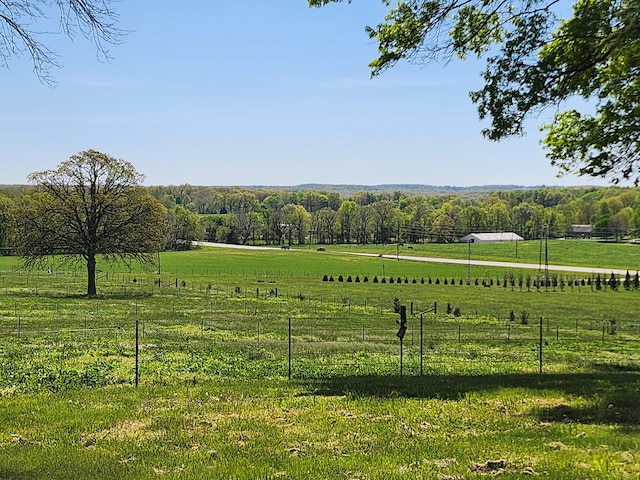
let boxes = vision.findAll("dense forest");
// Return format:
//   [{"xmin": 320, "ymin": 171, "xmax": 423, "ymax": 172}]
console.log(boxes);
[{"xmin": 1, "ymin": 184, "xmax": 639, "ymax": 251}]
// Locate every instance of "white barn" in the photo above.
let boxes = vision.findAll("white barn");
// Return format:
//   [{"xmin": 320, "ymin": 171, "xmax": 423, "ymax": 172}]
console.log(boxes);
[{"xmin": 460, "ymin": 232, "xmax": 524, "ymax": 243}]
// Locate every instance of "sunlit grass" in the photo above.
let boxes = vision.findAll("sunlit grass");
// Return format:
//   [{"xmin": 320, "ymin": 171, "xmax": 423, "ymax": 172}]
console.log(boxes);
[
  {"xmin": 1, "ymin": 245, "xmax": 639, "ymax": 478},
  {"xmin": 1, "ymin": 375, "xmax": 639, "ymax": 479}
]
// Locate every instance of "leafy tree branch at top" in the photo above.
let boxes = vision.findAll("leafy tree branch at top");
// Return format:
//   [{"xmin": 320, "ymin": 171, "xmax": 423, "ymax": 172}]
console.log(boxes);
[{"xmin": 309, "ymin": 0, "xmax": 640, "ymax": 185}]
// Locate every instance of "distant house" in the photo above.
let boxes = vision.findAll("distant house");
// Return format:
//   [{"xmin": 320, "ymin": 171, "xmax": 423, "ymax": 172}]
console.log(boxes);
[
  {"xmin": 460, "ymin": 232, "xmax": 524, "ymax": 243},
  {"xmin": 568, "ymin": 224, "xmax": 593, "ymax": 238}
]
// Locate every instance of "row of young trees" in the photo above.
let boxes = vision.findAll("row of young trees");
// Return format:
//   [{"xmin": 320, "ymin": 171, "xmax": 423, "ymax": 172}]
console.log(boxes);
[
  {"xmin": 141, "ymin": 184, "xmax": 640, "ymax": 246},
  {"xmin": 323, "ymin": 271, "xmax": 640, "ymax": 293}
]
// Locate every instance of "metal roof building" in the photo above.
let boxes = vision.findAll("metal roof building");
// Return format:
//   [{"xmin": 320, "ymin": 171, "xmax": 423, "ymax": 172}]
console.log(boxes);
[{"xmin": 460, "ymin": 232, "xmax": 524, "ymax": 243}]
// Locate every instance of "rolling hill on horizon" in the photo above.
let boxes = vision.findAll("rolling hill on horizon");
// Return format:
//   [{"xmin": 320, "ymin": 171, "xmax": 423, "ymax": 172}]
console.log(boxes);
[{"xmin": 241, "ymin": 183, "xmax": 586, "ymax": 198}]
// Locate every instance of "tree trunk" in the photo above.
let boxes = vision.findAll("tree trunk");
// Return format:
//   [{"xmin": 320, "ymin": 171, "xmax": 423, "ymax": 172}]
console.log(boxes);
[{"xmin": 87, "ymin": 253, "xmax": 97, "ymax": 296}]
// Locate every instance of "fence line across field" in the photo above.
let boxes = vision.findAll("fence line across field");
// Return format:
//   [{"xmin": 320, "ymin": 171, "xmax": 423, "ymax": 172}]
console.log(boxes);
[
  {"xmin": 1, "ymin": 313, "xmax": 633, "ymax": 342},
  {"xmin": 3, "ymin": 313, "xmax": 637, "ymax": 387}
]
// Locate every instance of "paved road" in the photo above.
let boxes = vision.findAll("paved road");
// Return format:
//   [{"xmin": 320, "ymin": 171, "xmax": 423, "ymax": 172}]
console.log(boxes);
[
  {"xmin": 194, "ymin": 242, "xmax": 636, "ymax": 276},
  {"xmin": 194, "ymin": 241, "xmax": 275, "ymax": 251}
]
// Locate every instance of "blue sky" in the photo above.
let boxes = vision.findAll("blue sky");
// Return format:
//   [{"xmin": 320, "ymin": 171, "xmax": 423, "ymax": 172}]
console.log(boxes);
[{"xmin": 0, "ymin": 1, "xmax": 614, "ymax": 188}]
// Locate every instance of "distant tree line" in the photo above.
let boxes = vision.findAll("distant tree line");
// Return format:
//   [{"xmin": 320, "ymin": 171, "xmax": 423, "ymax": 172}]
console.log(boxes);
[
  {"xmin": 2, "ymin": 184, "xmax": 640, "ymax": 250},
  {"xmin": 148, "ymin": 185, "xmax": 640, "ymax": 246}
]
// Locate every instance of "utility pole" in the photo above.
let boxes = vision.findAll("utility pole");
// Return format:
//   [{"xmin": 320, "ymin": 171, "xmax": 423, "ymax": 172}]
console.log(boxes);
[
  {"xmin": 467, "ymin": 240, "xmax": 471, "ymax": 285},
  {"xmin": 545, "ymin": 225, "xmax": 549, "ymax": 291}
]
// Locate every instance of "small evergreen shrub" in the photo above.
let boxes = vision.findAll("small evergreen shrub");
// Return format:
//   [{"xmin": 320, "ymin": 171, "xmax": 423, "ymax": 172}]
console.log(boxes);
[{"xmin": 393, "ymin": 298, "xmax": 402, "ymax": 313}]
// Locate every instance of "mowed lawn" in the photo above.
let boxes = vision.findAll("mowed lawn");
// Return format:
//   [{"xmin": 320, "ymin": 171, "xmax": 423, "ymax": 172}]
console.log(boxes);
[
  {"xmin": 1, "ymin": 243, "xmax": 639, "ymax": 479},
  {"xmin": 333, "ymin": 238, "xmax": 640, "ymax": 270}
]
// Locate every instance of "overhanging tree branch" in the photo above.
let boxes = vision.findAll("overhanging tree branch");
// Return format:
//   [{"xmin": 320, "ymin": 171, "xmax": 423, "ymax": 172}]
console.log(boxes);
[
  {"xmin": 0, "ymin": 0, "xmax": 124, "ymax": 85},
  {"xmin": 310, "ymin": 0, "xmax": 640, "ymax": 184}
]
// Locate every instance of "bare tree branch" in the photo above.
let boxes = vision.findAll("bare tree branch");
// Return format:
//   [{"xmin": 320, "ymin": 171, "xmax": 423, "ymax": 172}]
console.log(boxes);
[{"xmin": 0, "ymin": 0, "xmax": 124, "ymax": 85}]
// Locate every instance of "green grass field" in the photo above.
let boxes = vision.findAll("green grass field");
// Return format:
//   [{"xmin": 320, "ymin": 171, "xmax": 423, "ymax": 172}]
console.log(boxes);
[
  {"xmin": 332, "ymin": 238, "xmax": 640, "ymax": 270},
  {"xmin": 1, "ymin": 244, "xmax": 639, "ymax": 479}
]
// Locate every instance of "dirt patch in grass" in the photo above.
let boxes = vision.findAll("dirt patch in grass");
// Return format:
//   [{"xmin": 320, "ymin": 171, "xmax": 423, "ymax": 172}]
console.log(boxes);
[{"xmin": 82, "ymin": 419, "xmax": 164, "ymax": 446}]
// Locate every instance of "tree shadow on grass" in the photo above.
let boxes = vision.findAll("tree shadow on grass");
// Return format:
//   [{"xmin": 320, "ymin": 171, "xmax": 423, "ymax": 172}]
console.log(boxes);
[{"xmin": 297, "ymin": 371, "xmax": 640, "ymax": 426}]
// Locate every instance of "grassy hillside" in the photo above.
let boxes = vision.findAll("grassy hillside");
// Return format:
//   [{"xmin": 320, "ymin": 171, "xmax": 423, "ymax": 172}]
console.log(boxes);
[{"xmin": 1, "ymin": 245, "xmax": 639, "ymax": 479}]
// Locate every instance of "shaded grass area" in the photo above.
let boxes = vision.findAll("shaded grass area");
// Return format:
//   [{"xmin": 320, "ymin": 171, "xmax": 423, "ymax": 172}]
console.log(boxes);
[
  {"xmin": 304, "ymin": 372, "xmax": 640, "ymax": 425},
  {"xmin": 1, "ymin": 374, "xmax": 639, "ymax": 479}
]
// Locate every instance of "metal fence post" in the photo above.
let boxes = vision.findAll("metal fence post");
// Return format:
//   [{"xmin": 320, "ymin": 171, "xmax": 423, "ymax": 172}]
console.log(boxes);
[
  {"xmin": 400, "ymin": 334, "xmax": 404, "ymax": 377},
  {"xmin": 135, "ymin": 319, "xmax": 140, "ymax": 388},
  {"xmin": 420, "ymin": 313, "xmax": 423, "ymax": 376},
  {"xmin": 288, "ymin": 317, "xmax": 292, "ymax": 380},
  {"xmin": 539, "ymin": 316, "xmax": 543, "ymax": 374}
]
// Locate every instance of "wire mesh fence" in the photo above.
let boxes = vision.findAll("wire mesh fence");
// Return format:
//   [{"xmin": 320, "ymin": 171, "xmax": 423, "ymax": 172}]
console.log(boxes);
[
  {"xmin": 2, "ymin": 310, "xmax": 639, "ymax": 394},
  {"xmin": 2, "ymin": 267, "xmax": 639, "ymax": 393}
]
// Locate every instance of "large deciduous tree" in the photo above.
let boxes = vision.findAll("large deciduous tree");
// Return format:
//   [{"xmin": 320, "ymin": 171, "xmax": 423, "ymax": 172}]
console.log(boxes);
[
  {"xmin": 12, "ymin": 150, "xmax": 165, "ymax": 296},
  {"xmin": 310, "ymin": 0, "xmax": 640, "ymax": 184},
  {"xmin": 1, "ymin": 0, "xmax": 123, "ymax": 84}
]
